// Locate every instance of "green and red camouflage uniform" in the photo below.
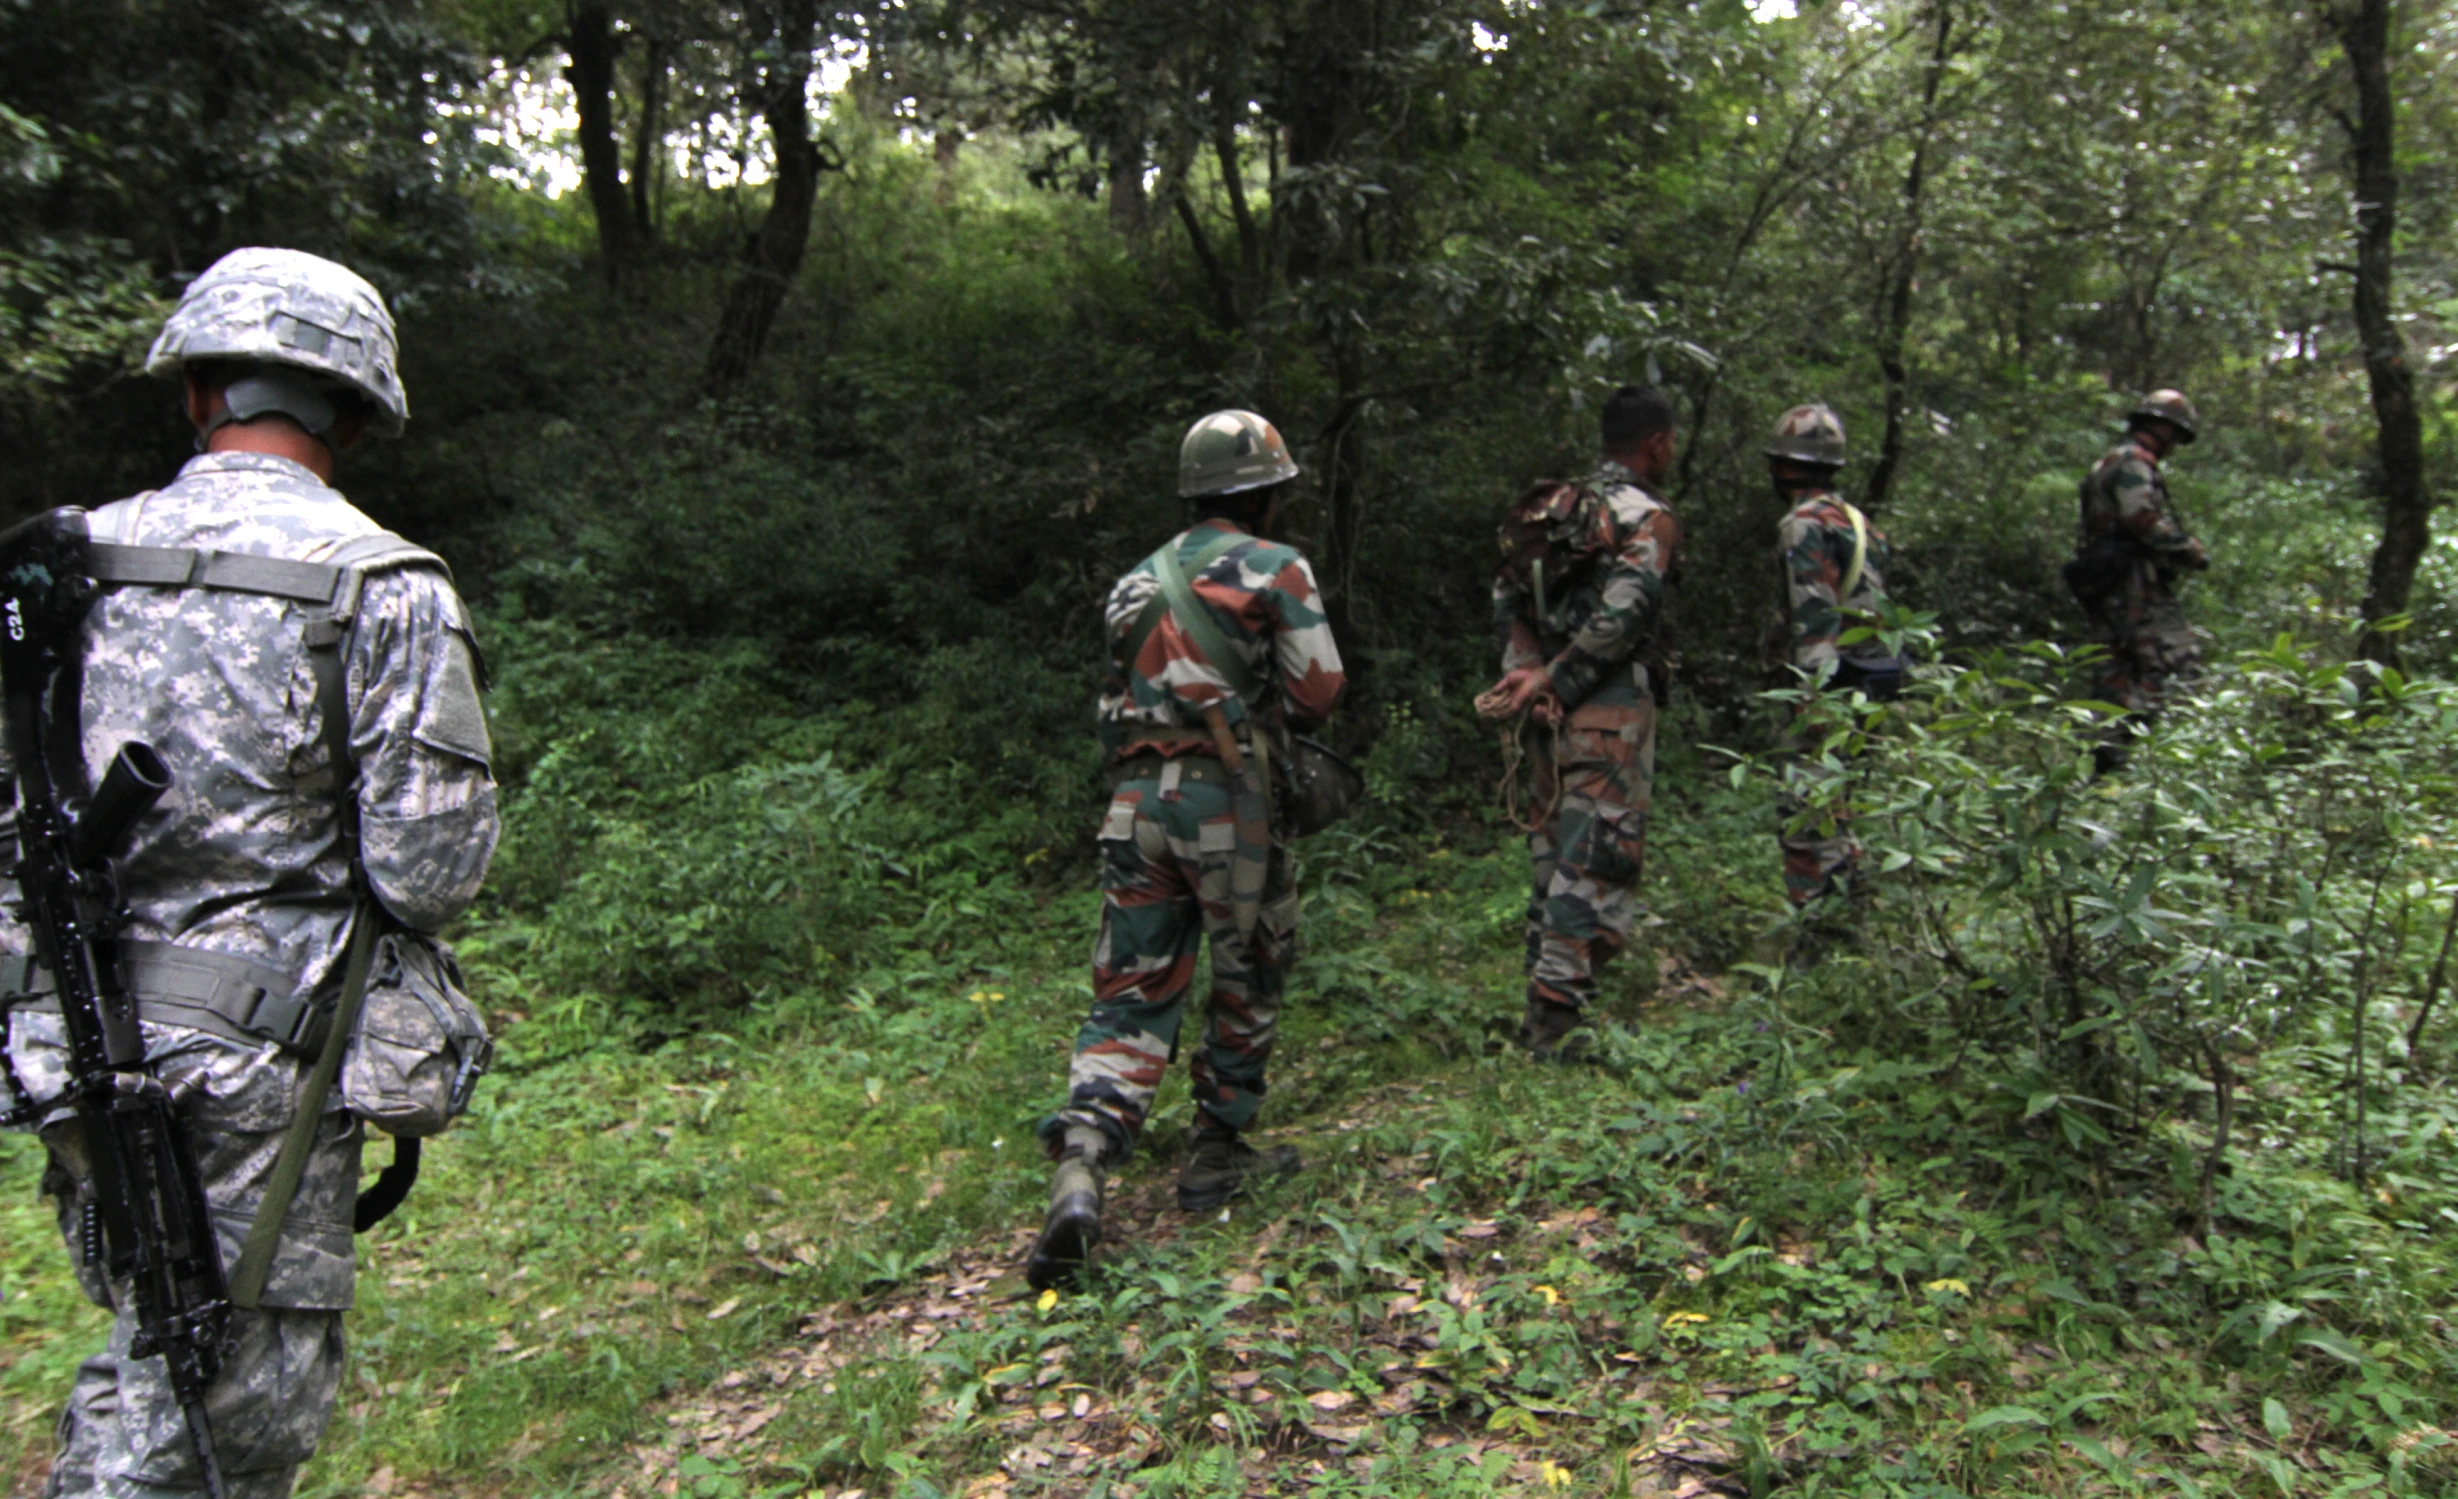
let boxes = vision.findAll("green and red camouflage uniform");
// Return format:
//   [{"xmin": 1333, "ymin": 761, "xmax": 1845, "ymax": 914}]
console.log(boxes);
[
  {"xmin": 1041, "ymin": 519, "xmax": 1345, "ymax": 1163},
  {"xmin": 1495, "ymin": 460, "xmax": 1680, "ymax": 1017},
  {"xmin": 1776, "ymin": 489, "xmax": 1890, "ymax": 907},
  {"xmin": 2078, "ymin": 437, "xmax": 2205, "ymax": 715}
]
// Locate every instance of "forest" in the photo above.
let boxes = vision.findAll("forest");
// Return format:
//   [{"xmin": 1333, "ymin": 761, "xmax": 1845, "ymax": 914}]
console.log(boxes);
[{"xmin": 5, "ymin": 0, "xmax": 2458, "ymax": 1494}]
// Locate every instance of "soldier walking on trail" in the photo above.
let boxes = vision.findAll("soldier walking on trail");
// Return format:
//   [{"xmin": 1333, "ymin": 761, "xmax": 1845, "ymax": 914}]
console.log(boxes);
[
  {"xmin": 1769, "ymin": 402, "xmax": 1898, "ymax": 915},
  {"xmin": 2, "ymin": 249, "xmax": 498, "ymax": 1498},
  {"xmin": 1027, "ymin": 409, "xmax": 1346, "ymax": 1292},
  {"xmin": 2069, "ymin": 390, "xmax": 2207, "ymax": 774},
  {"xmin": 1478, "ymin": 386, "xmax": 1682, "ymax": 1061}
]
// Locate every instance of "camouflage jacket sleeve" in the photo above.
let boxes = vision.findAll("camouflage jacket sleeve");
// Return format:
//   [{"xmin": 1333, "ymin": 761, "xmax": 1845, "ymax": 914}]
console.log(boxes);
[
  {"xmin": 1493, "ymin": 575, "xmax": 1543, "ymax": 673},
  {"xmin": 1267, "ymin": 553, "xmax": 1346, "ymax": 730},
  {"xmin": 346, "ymin": 567, "xmax": 499, "ymax": 932},
  {"xmin": 2112, "ymin": 450, "xmax": 2206, "ymax": 571},
  {"xmin": 1778, "ymin": 507, "xmax": 1849, "ymax": 672},
  {"xmin": 1548, "ymin": 503, "xmax": 1679, "ymax": 711}
]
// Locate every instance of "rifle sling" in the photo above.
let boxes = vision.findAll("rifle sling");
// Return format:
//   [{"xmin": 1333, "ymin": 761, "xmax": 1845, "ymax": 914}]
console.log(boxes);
[
  {"xmin": 1122, "ymin": 528, "xmax": 1261, "ymax": 701},
  {"xmin": 1840, "ymin": 502, "xmax": 1871, "ymax": 603}
]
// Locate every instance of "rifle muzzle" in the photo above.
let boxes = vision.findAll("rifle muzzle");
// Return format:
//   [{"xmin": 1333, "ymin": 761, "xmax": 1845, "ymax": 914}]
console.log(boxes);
[{"xmin": 73, "ymin": 742, "xmax": 171, "ymax": 867}]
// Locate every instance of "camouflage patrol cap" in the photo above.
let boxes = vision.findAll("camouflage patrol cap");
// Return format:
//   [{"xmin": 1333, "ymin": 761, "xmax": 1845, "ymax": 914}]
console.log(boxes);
[
  {"xmin": 1766, "ymin": 402, "xmax": 1847, "ymax": 467},
  {"xmin": 146, "ymin": 247, "xmax": 408, "ymax": 437},
  {"xmin": 1179, "ymin": 409, "xmax": 1301, "ymax": 498},
  {"xmin": 2127, "ymin": 389, "xmax": 2199, "ymax": 444}
]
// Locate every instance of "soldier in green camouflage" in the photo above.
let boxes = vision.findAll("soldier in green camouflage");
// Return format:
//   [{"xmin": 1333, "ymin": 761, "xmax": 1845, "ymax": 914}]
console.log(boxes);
[
  {"xmin": 1027, "ymin": 410, "xmax": 1347, "ymax": 1291},
  {"xmin": 1769, "ymin": 402, "xmax": 1894, "ymax": 912},
  {"xmin": 2070, "ymin": 390, "xmax": 2206, "ymax": 774},
  {"xmin": 3, "ymin": 249, "xmax": 496, "ymax": 1498},
  {"xmin": 1480, "ymin": 387, "xmax": 1682, "ymax": 1060}
]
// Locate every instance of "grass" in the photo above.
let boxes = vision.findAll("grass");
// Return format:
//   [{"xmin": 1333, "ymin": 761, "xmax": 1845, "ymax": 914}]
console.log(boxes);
[{"xmin": 8, "ymin": 750, "xmax": 2456, "ymax": 1496}]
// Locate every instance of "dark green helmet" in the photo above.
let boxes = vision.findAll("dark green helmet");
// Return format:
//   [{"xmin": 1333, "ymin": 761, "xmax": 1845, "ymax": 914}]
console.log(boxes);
[
  {"xmin": 1766, "ymin": 402, "xmax": 1847, "ymax": 467},
  {"xmin": 1179, "ymin": 409, "xmax": 1300, "ymax": 498},
  {"xmin": 2128, "ymin": 389, "xmax": 2200, "ymax": 444}
]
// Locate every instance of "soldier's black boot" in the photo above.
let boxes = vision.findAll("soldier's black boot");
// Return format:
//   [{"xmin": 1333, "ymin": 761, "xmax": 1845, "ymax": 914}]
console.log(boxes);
[
  {"xmin": 1177, "ymin": 1120, "xmax": 1301, "ymax": 1212},
  {"xmin": 1518, "ymin": 996, "xmax": 1592, "ymax": 1063},
  {"xmin": 1025, "ymin": 1127, "xmax": 1107, "ymax": 1292}
]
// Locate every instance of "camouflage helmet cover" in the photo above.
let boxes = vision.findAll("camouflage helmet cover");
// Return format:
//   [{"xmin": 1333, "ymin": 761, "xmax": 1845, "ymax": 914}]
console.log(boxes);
[
  {"xmin": 1179, "ymin": 409, "xmax": 1301, "ymax": 498},
  {"xmin": 145, "ymin": 247, "xmax": 409, "ymax": 436},
  {"xmin": 1766, "ymin": 402, "xmax": 1847, "ymax": 467},
  {"xmin": 2127, "ymin": 388, "xmax": 2200, "ymax": 444}
]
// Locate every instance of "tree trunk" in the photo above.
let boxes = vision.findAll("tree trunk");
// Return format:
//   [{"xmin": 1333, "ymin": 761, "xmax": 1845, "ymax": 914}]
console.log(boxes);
[
  {"xmin": 630, "ymin": 35, "xmax": 665, "ymax": 246},
  {"xmin": 703, "ymin": 0, "xmax": 826, "ymax": 394},
  {"xmin": 1863, "ymin": 0, "xmax": 1953, "ymax": 514},
  {"xmin": 1105, "ymin": 115, "xmax": 1147, "ymax": 238},
  {"xmin": 567, "ymin": 0, "xmax": 635, "ymax": 287},
  {"xmin": 2341, "ymin": 0, "xmax": 2430, "ymax": 669}
]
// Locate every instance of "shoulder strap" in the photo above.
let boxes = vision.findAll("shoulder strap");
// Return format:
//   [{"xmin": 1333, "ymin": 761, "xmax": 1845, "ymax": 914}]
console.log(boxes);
[
  {"xmin": 1121, "ymin": 528, "xmax": 1260, "ymax": 700},
  {"xmin": 87, "ymin": 533, "xmax": 447, "ymax": 621},
  {"xmin": 1839, "ymin": 503, "xmax": 1871, "ymax": 602}
]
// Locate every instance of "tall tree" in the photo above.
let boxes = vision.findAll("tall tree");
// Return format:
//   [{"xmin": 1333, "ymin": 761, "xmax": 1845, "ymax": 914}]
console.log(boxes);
[
  {"xmin": 1862, "ymin": 0, "xmax": 1955, "ymax": 514},
  {"xmin": 2337, "ymin": 0, "xmax": 2431, "ymax": 667},
  {"xmin": 703, "ymin": 0, "xmax": 831, "ymax": 392},
  {"xmin": 567, "ymin": 0, "xmax": 639, "ymax": 285}
]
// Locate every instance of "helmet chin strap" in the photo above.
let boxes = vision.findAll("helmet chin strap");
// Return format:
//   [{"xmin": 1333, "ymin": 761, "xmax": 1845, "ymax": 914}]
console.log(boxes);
[{"xmin": 196, "ymin": 368, "xmax": 339, "ymax": 452}]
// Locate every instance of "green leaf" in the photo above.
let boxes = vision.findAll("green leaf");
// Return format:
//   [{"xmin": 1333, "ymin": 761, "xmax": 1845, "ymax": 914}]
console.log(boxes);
[
  {"xmin": 2256, "ymin": 1301, "xmax": 2302, "ymax": 1343},
  {"xmin": 2262, "ymin": 1396, "xmax": 2291, "ymax": 1441},
  {"xmin": 1963, "ymin": 1404, "xmax": 2047, "ymax": 1434},
  {"xmin": 2293, "ymin": 1327, "xmax": 2365, "ymax": 1367}
]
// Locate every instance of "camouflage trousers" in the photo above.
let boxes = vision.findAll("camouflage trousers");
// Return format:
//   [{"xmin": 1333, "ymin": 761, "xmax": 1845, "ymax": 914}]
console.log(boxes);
[
  {"xmin": 1777, "ymin": 737, "xmax": 1862, "ymax": 910},
  {"xmin": 26, "ymin": 1075, "xmax": 362, "ymax": 1499},
  {"xmin": 1042, "ymin": 773, "xmax": 1299, "ymax": 1164},
  {"xmin": 45, "ymin": 1308, "xmax": 345, "ymax": 1499},
  {"xmin": 2090, "ymin": 591, "xmax": 2202, "ymax": 717},
  {"xmin": 1524, "ymin": 698, "xmax": 1656, "ymax": 1012}
]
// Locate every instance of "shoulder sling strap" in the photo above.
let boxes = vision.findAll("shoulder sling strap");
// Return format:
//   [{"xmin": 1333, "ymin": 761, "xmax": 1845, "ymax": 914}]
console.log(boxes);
[
  {"xmin": 1839, "ymin": 503, "xmax": 1871, "ymax": 604},
  {"xmin": 87, "ymin": 532, "xmax": 451, "ymax": 1295},
  {"xmin": 1121, "ymin": 528, "xmax": 1261, "ymax": 700}
]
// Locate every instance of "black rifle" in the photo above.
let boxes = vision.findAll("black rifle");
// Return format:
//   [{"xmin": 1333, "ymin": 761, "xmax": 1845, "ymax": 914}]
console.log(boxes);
[{"xmin": 0, "ymin": 510, "xmax": 229, "ymax": 1498}]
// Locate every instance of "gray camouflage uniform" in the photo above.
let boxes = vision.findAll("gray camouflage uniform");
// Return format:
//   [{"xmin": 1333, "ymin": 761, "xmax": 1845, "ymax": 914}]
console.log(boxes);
[{"xmin": 3, "ymin": 451, "xmax": 497, "ymax": 1498}]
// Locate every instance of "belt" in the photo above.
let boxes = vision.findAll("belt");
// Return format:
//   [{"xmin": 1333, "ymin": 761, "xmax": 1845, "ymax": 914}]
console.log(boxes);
[
  {"xmin": 1, "ymin": 942, "xmax": 332, "ymax": 1057},
  {"xmin": 1106, "ymin": 753, "xmax": 1231, "ymax": 789}
]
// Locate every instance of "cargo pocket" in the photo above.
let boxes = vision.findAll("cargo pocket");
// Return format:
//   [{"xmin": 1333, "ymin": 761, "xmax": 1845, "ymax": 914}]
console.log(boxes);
[{"xmin": 340, "ymin": 933, "xmax": 492, "ymax": 1138}]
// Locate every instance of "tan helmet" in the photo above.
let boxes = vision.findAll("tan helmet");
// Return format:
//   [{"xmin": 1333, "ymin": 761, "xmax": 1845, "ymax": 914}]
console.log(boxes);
[
  {"xmin": 1179, "ymin": 409, "xmax": 1300, "ymax": 498},
  {"xmin": 2127, "ymin": 389, "xmax": 2200, "ymax": 444},
  {"xmin": 1765, "ymin": 402, "xmax": 1847, "ymax": 467},
  {"xmin": 146, "ymin": 247, "xmax": 409, "ymax": 437}
]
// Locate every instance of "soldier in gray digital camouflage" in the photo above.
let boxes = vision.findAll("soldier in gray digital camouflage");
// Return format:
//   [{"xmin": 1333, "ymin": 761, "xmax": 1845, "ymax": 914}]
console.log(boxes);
[
  {"xmin": 2068, "ymin": 389, "xmax": 2207, "ymax": 774},
  {"xmin": 1, "ymin": 248, "xmax": 498, "ymax": 1498}
]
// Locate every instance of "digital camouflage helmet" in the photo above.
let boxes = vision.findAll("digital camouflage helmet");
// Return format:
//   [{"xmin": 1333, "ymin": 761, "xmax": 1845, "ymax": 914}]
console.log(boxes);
[
  {"xmin": 1766, "ymin": 402, "xmax": 1847, "ymax": 468},
  {"xmin": 1179, "ymin": 409, "xmax": 1300, "ymax": 498},
  {"xmin": 146, "ymin": 247, "xmax": 409, "ymax": 439},
  {"xmin": 2127, "ymin": 389, "xmax": 2200, "ymax": 445}
]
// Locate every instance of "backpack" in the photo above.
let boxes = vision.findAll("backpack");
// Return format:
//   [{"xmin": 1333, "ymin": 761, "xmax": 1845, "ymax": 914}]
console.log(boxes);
[{"xmin": 1496, "ymin": 480, "xmax": 1617, "ymax": 619}]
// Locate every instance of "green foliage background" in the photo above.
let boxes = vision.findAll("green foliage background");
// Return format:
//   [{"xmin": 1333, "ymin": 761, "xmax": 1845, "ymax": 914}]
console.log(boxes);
[{"xmin": 6, "ymin": 0, "xmax": 2458, "ymax": 1493}]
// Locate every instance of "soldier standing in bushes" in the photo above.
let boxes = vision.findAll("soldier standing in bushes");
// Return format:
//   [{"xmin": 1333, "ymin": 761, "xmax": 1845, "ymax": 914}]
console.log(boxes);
[
  {"xmin": 1769, "ymin": 402, "xmax": 1897, "ymax": 920},
  {"xmin": 2068, "ymin": 390, "xmax": 2208, "ymax": 774},
  {"xmin": 1477, "ymin": 386, "xmax": 1682, "ymax": 1061},
  {"xmin": 1, "ymin": 249, "xmax": 498, "ymax": 1498},
  {"xmin": 1027, "ymin": 409, "xmax": 1345, "ymax": 1292}
]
